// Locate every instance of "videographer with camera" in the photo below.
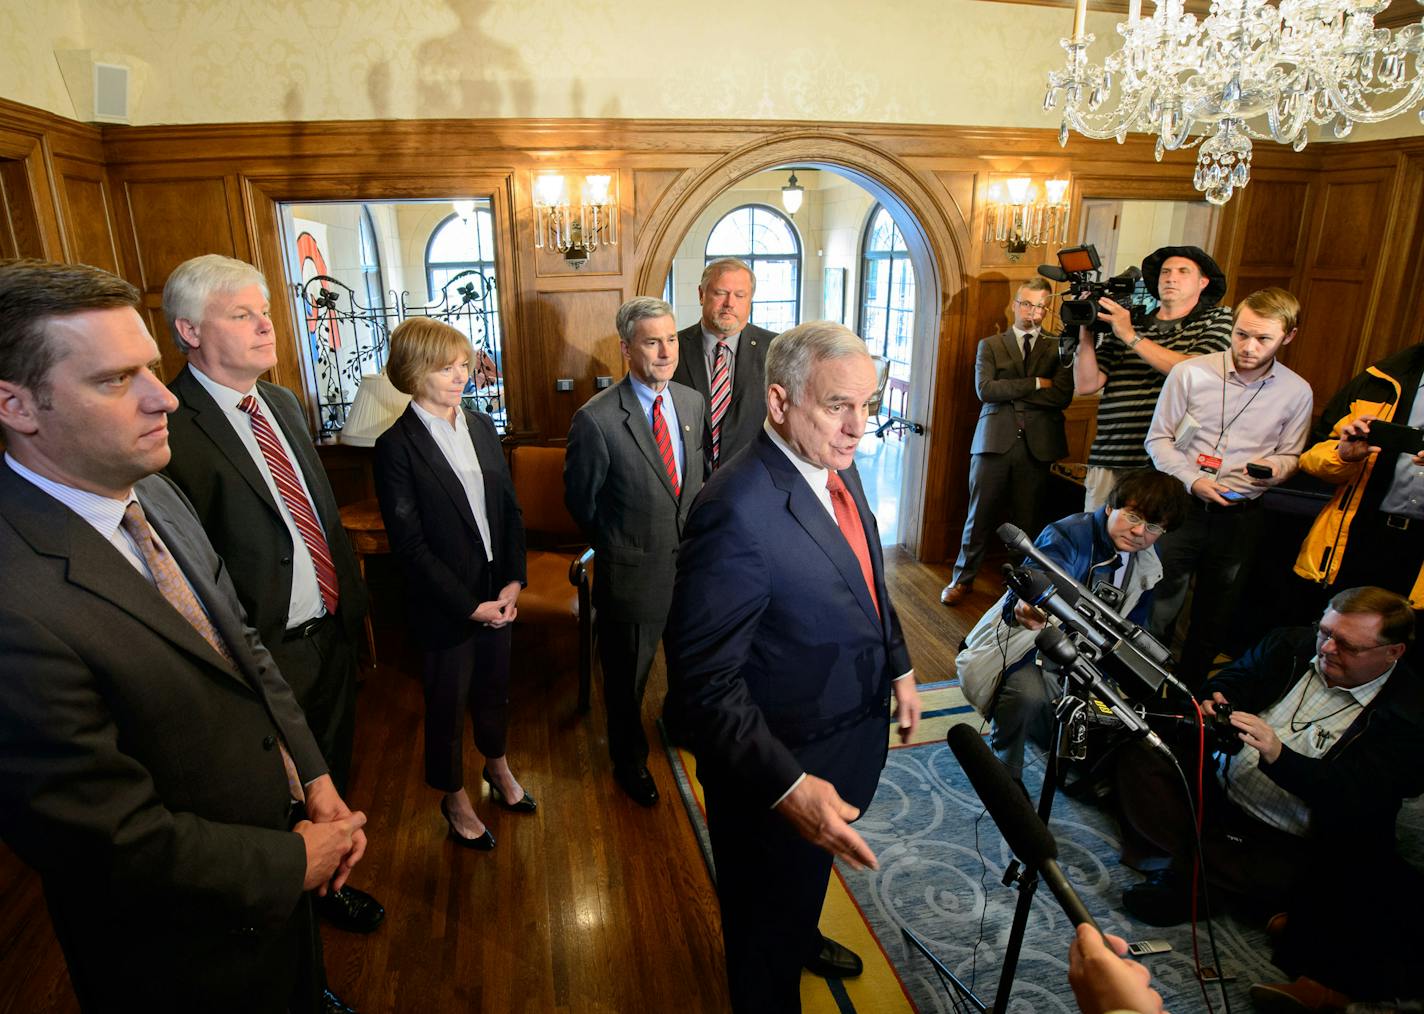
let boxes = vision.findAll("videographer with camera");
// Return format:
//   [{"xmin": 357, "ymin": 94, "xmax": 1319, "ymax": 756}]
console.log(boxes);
[
  {"xmin": 954, "ymin": 468, "xmax": 1189, "ymax": 778},
  {"xmin": 1144, "ymin": 287, "xmax": 1314, "ymax": 689},
  {"xmin": 1072, "ymin": 245, "xmax": 1234, "ymax": 511},
  {"xmin": 1293, "ymin": 341, "xmax": 1424, "ymax": 630},
  {"xmin": 1114, "ymin": 586, "xmax": 1424, "ymax": 933}
]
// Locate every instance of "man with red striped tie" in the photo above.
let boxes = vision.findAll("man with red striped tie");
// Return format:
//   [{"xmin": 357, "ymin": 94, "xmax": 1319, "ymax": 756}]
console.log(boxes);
[
  {"xmin": 565, "ymin": 297, "xmax": 706, "ymax": 805},
  {"xmin": 160, "ymin": 255, "xmax": 384, "ymax": 957},
  {"xmin": 672, "ymin": 258, "xmax": 778, "ymax": 471}
]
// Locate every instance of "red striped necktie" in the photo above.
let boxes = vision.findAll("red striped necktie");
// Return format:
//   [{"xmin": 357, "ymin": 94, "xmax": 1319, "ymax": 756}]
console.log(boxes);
[
  {"xmin": 238, "ymin": 395, "xmax": 340, "ymax": 615},
  {"xmin": 651, "ymin": 394, "xmax": 681, "ymax": 497},
  {"xmin": 826, "ymin": 470, "xmax": 879, "ymax": 617},
  {"xmin": 709, "ymin": 341, "xmax": 731, "ymax": 466}
]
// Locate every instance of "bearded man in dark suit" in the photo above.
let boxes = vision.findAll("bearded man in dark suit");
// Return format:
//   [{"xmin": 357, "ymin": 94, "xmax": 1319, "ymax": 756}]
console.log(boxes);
[
  {"xmin": 671, "ymin": 257, "xmax": 778, "ymax": 469},
  {"xmin": 665, "ymin": 321, "xmax": 922, "ymax": 1013},
  {"xmin": 0, "ymin": 259, "xmax": 366, "ymax": 1013},
  {"xmin": 160, "ymin": 254, "xmax": 383, "ymax": 936}
]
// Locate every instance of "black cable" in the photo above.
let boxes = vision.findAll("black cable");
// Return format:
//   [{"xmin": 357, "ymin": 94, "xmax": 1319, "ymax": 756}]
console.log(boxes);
[{"xmin": 1165, "ymin": 744, "xmax": 1232, "ymax": 1014}]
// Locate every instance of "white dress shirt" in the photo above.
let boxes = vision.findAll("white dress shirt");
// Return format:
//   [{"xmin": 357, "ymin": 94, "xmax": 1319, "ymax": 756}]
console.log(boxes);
[{"xmin": 410, "ymin": 401, "xmax": 494, "ymax": 561}]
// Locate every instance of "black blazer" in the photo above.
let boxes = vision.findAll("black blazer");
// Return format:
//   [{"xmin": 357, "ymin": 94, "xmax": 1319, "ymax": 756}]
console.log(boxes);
[
  {"xmin": 373, "ymin": 404, "xmax": 527, "ymax": 650},
  {"xmin": 0, "ymin": 466, "xmax": 322, "ymax": 1009},
  {"xmin": 671, "ymin": 321, "xmax": 777, "ymax": 467},
  {"xmin": 165, "ymin": 366, "xmax": 368, "ymax": 657}
]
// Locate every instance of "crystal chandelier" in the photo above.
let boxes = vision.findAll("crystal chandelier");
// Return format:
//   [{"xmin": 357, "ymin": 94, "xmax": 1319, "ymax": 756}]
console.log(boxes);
[{"xmin": 1044, "ymin": 0, "xmax": 1424, "ymax": 205}]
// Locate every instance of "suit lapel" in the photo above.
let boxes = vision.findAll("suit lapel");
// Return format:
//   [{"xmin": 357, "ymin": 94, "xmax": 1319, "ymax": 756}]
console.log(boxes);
[
  {"xmin": 172, "ymin": 367, "xmax": 284, "ymax": 522},
  {"xmin": 462, "ymin": 407, "xmax": 505, "ymax": 550},
  {"xmin": 757, "ymin": 436, "xmax": 881, "ymax": 629},
  {"xmin": 396, "ymin": 407, "xmax": 483, "ymax": 542},
  {"xmin": 680, "ymin": 326, "xmax": 712, "ymax": 398},
  {"xmin": 1001, "ymin": 329, "xmax": 1029, "ymax": 377},
  {"xmin": 617, "ymin": 379, "xmax": 680, "ymax": 503}
]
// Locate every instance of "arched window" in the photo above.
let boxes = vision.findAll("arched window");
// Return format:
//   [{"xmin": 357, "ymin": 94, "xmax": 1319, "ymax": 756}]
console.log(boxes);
[
  {"xmin": 704, "ymin": 204, "xmax": 801, "ymax": 331},
  {"xmin": 422, "ymin": 204, "xmax": 506, "ymax": 429},
  {"xmin": 858, "ymin": 204, "xmax": 915, "ymax": 371},
  {"xmin": 358, "ymin": 206, "xmax": 386, "ymax": 318}
]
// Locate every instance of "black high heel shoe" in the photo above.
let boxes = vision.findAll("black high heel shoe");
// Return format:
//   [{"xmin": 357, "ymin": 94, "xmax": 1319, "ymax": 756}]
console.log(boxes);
[
  {"xmin": 440, "ymin": 796, "xmax": 495, "ymax": 850},
  {"xmin": 482, "ymin": 768, "xmax": 537, "ymax": 813}
]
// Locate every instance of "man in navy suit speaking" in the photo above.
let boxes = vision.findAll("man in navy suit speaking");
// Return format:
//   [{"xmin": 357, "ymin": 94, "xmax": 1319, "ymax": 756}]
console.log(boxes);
[{"xmin": 665, "ymin": 321, "xmax": 921, "ymax": 1012}]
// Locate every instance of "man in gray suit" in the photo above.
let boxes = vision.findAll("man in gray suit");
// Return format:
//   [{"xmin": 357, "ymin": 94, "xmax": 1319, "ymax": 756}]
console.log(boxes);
[
  {"xmin": 941, "ymin": 278, "xmax": 1074, "ymax": 606},
  {"xmin": 0, "ymin": 259, "xmax": 365, "ymax": 1012},
  {"xmin": 672, "ymin": 258, "xmax": 776, "ymax": 469},
  {"xmin": 565, "ymin": 297, "xmax": 706, "ymax": 805}
]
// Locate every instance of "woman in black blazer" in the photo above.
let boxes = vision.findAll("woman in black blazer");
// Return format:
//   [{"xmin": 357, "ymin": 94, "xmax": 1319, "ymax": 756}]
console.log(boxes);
[{"xmin": 373, "ymin": 318, "xmax": 534, "ymax": 850}]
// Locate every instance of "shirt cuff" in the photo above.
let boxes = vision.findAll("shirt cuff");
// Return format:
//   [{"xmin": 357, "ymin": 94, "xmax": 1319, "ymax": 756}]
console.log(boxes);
[
  {"xmin": 893, "ymin": 670, "xmax": 914, "ymax": 681},
  {"xmin": 771, "ymin": 772, "xmax": 806, "ymax": 810}
]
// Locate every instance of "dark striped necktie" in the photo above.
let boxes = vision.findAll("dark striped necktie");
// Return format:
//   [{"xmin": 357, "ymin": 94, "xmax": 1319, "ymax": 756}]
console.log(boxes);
[{"xmin": 709, "ymin": 341, "xmax": 731, "ymax": 466}]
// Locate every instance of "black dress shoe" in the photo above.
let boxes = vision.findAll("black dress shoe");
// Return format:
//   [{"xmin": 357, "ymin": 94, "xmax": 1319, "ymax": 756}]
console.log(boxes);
[
  {"xmin": 440, "ymin": 797, "xmax": 495, "ymax": 851},
  {"xmin": 613, "ymin": 764, "xmax": 659, "ymax": 807},
  {"xmin": 322, "ymin": 989, "xmax": 357, "ymax": 1014},
  {"xmin": 482, "ymin": 767, "xmax": 537, "ymax": 813},
  {"xmin": 804, "ymin": 935, "xmax": 863, "ymax": 978},
  {"xmin": 1122, "ymin": 868, "xmax": 1194, "ymax": 926},
  {"xmin": 314, "ymin": 884, "xmax": 386, "ymax": 934}
]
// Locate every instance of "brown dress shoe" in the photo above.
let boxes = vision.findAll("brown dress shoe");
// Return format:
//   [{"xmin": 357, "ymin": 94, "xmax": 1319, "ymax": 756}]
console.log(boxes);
[
  {"xmin": 940, "ymin": 583, "xmax": 971, "ymax": 606},
  {"xmin": 1248, "ymin": 976, "xmax": 1351, "ymax": 1013}
]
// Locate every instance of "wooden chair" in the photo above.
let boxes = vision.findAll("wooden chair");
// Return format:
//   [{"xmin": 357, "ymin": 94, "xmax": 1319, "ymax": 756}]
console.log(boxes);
[{"xmin": 508, "ymin": 445, "xmax": 596, "ymax": 712}]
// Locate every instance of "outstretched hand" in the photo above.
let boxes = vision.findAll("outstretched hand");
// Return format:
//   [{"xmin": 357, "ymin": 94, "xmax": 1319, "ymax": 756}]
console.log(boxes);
[{"xmin": 774, "ymin": 774, "xmax": 878, "ymax": 870}]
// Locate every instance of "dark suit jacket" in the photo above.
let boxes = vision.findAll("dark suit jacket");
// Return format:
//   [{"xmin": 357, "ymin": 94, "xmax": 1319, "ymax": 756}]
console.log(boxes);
[
  {"xmin": 165, "ymin": 366, "xmax": 368, "ymax": 666},
  {"xmin": 372, "ymin": 404, "xmax": 527, "ymax": 650},
  {"xmin": 564, "ymin": 377, "xmax": 707, "ymax": 624},
  {"xmin": 0, "ymin": 465, "xmax": 322, "ymax": 1010},
  {"xmin": 671, "ymin": 321, "xmax": 776, "ymax": 467},
  {"xmin": 972, "ymin": 329, "xmax": 1073, "ymax": 462},
  {"xmin": 664, "ymin": 430, "xmax": 911, "ymax": 812}
]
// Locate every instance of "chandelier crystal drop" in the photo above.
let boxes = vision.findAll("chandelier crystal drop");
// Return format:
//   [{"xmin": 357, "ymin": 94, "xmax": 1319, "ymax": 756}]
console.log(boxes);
[{"xmin": 1045, "ymin": 0, "xmax": 1424, "ymax": 204}]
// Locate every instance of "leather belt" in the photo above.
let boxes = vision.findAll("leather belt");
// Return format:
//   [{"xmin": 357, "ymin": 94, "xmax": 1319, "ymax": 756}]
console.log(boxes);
[
  {"xmin": 1191, "ymin": 495, "xmax": 1263, "ymax": 513},
  {"xmin": 282, "ymin": 614, "xmax": 331, "ymax": 641},
  {"xmin": 1384, "ymin": 513, "xmax": 1416, "ymax": 531}
]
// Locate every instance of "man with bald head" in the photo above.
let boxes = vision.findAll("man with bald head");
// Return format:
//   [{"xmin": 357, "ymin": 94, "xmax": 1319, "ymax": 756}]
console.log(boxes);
[
  {"xmin": 666, "ymin": 321, "xmax": 922, "ymax": 1012},
  {"xmin": 0, "ymin": 258, "xmax": 364, "ymax": 1012},
  {"xmin": 672, "ymin": 257, "xmax": 778, "ymax": 468}
]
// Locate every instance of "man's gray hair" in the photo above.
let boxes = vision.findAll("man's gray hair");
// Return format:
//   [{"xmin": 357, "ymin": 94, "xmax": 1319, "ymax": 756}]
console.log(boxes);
[
  {"xmin": 766, "ymin": 321, "xmax": 872, "ymax": 404},
  {"xmin": 615, "ymin": 296, "xmax": 675, "ymax": 343},
  {"xmin": 162, "ymin": 254, "xmax": 269, "ymax": 353},
  {"xmin": 700, "ymin": 257, "xmax": 757, "ymax": 293}
]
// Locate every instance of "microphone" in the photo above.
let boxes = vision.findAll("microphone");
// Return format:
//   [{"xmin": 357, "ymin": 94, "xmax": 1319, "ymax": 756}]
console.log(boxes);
[
  {"xmin": 947, "ymin": 724, "xmax": 1099, "ymax": 929},
  {"xmin": 1034, "ymin": 627, "xmax": 1173, "ymax": 759},
  {"xmin": 1037, "ymin": 264, "xmax": 1070, "ymax": 283},
  {"xmin": 1002, "ymin": 565, "xmax": 1109, "ymax": 654}
]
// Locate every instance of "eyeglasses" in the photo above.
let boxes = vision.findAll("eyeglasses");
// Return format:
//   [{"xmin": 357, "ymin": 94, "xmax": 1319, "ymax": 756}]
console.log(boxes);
[
  {"xmin": 1314, "ymin": 622, "xmax": 1393, "ymax": 658},
  {"xmin": 1013, "ymin": 299, "xmax": 1049, "ymax": 314},
  {"xmin": 1118, "ymin": 510, "xmax": 1167, "ymax": 536}
]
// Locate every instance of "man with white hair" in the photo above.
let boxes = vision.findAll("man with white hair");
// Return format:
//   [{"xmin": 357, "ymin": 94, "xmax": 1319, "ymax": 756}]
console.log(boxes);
[
  {"xmin": 160, "ymin": 255, "xmax": 383, "ymax": 941},
  {"xmin": 665, "ymin": 321, "xmax": 922, "ymax": 1012}
]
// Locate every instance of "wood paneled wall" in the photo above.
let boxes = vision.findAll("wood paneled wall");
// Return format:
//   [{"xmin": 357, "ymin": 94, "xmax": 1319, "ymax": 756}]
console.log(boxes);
[{"xmin": 4, "ymin": 95, "xmax": 1423, "ymax": 562}]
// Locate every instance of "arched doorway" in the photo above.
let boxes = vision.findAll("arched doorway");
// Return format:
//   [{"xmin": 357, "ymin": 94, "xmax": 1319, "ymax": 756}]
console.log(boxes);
[{"xmin": 636, "ymin": 132, "xmax": 965, "ymax": 559}]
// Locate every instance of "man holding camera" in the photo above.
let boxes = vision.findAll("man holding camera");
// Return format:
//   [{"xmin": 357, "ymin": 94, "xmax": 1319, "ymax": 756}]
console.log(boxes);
[
  {"xmin": 1073, "ymin": 245, "xmax": 1233, "ymax": 511},
  {"xmin": 1144, "ymin": 287, "xmax": 1313, "ymax": 689},
  {"xmin": 1114, "ymin": 586, "xmax": 1424, "ymax": 930},
  {"xmin": 940, "ymin": 278, "xmax": 1074, "ymax": 607},
  {"xmin": 1294, "ymin": 341, "xmax": 1424, "ymax": 618}
]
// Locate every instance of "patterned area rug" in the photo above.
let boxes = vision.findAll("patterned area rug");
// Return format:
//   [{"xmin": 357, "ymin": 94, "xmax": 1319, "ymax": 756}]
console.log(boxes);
[{"xmin": 664, "ymin": 680, "xmax": 1291, "ymax": 1014}]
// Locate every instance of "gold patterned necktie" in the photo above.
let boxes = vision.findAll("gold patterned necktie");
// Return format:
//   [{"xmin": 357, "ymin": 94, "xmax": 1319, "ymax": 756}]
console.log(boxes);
[{"xmin": 120, "ymin": 499, "xmax": 304, "ymax": 802}]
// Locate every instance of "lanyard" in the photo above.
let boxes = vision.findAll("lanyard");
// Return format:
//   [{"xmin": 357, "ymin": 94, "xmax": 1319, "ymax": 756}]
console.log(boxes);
[{"xmin": 1214, "ymin": 351, "xmax": 1266, "ymax": 452}]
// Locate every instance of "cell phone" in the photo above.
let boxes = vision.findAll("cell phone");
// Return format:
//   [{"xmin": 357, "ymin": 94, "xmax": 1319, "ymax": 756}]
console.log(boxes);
[
  {"xmin": 1245, "ymin": 462, "xmax": 1273, "ymax": 479},
  {"xmin": 1127, "ymin": 939, "xmax": 1173, "ymax": 957},
  {"xmin": 1219, "ymin": 489, "xmax": 1250, "ymax": 502},
  {"xmin": 1199, "ymin": 966, "xmax": 1238, "ymax": 984},
  {"xmin": 1364, "ymin": 419, "xmax": 1424, "ymax": 457}
]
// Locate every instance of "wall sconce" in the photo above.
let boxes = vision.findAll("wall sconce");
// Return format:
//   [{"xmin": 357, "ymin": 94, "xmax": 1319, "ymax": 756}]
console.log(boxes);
[
  {"xmin": 984, "ymin": 177, "xmax": 1071, "ymax": 260},
  {"xmin": 533, "ymin": 173, "xmax": 618, "ymax": 269},
  {"xmin": 781, "ymin": 172, "xmax": 805, "ymax": 216}
]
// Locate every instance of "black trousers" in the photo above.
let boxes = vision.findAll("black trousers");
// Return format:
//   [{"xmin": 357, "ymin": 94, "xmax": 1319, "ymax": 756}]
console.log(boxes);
[
  {"xmin": 597, "ymin": 617, "xmax": 664, "ymax": 769},
  {"xmin": 704, "ymin": 785, "xmax": 831, "ymax": 1014},
  {"xmin": 420, "ymin": 624, "xmax": 513, "ymax": 793},
  {"xmin": 268, "ymin": 616, "xmax": 357, "ymax": 795},
  {"xmin": 1149, "ymin": 500, "xmax": 1267, "ymax": 691}
]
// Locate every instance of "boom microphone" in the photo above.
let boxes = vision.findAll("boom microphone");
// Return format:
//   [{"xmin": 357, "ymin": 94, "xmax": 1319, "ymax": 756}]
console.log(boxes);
[
  {"xmin": 946, "ymin": 724, "xmax": 1099, "ymax": 929},
  {"xmin": 1037, "ymin": 264, "xmax": 1070, "ymax": 283}
]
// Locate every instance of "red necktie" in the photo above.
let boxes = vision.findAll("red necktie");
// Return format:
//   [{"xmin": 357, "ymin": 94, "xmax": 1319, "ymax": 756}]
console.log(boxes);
[
  {"xmin": 651, "ymin": 394, "xmax": 680, "ymax": 497},
  {"xmin": 826, "ymin": 470, "xmax": 879, "ymax": 617},
  {"xmin": 238, "ymin": 395, "xmax": 340, "ymax": 615},
  {"xmin": 709, "ymin": 341, "xmax": 731, "ymax": 466}
]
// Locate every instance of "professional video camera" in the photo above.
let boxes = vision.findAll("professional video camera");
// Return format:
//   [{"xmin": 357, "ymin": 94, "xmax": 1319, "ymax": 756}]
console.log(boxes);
[
  {"xmin": 1203, "ymin": 701, "xmax": 1245, "ymax": 755},
  {"xmin": 1038, "ymin": 244, "xmax": 1154, "ymax": 354}
]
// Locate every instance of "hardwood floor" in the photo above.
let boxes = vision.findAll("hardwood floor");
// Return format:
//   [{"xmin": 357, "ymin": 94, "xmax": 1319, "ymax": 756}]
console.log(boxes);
[{"xmin": 0, "ymin": 548, "xmax": 982, "ymax": 1013}]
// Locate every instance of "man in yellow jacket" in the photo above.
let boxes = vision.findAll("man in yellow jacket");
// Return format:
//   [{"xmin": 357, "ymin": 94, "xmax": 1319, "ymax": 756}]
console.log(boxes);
[{"xmin": 1296, "ymin": 343, "xmax": 1424, "ymax": 611}]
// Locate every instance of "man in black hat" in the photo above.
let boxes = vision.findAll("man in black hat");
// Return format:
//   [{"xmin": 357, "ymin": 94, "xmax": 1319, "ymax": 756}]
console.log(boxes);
[{"xmin": 1072, "ymin": 245, "xmax": 1234, "ymax": 510}]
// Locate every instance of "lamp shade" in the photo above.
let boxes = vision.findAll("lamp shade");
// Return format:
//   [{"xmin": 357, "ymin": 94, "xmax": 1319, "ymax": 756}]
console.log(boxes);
[{"xmin": 339, "ymin": 372, "xmax": 411, "ymax": 446}]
